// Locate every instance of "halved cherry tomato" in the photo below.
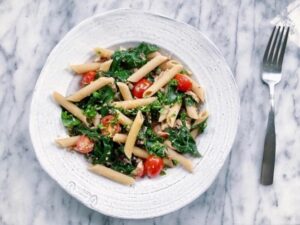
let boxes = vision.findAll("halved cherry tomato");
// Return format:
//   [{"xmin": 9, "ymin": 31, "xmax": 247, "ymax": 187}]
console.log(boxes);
[
  {"xmin": 100, "ymin": 115, "xmax": 121, "ymax": 137},
  {"xmin": 144, "ymin": 155, "xmax": 164, "ymax": 178},
  {"xmin": 174, "ymin": 74, "xmax": 192, "ymax": 92},
  {"xmin": 132, "ymin": 79, "xmax": 152, "ymax": 98},
  {"xmin": 80, "ymin": 71, "xmax": 96, "ymax": 87},
  {"xmin": 74, "ymin": 135, "xmax": 94, "ymax": 154}
]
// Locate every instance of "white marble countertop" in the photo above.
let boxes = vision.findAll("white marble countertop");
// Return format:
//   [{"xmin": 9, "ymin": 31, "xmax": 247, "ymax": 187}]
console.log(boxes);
[{"xmin": 0, "ymin": 0, "xmax": 299, "ymax": 224}]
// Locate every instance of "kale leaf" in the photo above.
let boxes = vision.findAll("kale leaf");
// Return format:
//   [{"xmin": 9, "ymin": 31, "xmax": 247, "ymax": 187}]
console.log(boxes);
[
  {"xmin": 167, "ymin": 126, "xmax": 200, "ymax": 157},
  {"xmin": 184, "ymin": 95, "xmax": 196, "ymax": 106},
  {"xmin": 61, "ymin": 110, "xmax": 81, "ymax": 128},
  {"xmin": 71, "ymin": 124, "xmax": 100, "ymax": 141},
  {"xmin": 139, "ymin": 127, "xmax": 166, "ymax": 157},
  {"xmin": 107, "ymin": 43, "xmax": 159, "ymax": 82},
  {"xmin": 76, "ymin": 85, "xmax": 115, "ymax": 118}
]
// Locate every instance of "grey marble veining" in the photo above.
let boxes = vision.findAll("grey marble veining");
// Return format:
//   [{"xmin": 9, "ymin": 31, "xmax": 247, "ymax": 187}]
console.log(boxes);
[{"xmin": 0, "ymin": 0, "xmax": 299, "ymax": 224}]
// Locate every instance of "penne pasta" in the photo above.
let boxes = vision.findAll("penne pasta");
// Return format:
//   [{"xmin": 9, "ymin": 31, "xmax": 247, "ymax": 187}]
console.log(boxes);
[
  {"xmin": 186, "ymin": 91, "xmax": 200, "ymax": 103},
  {"xmin": 166, "ymin": 148, "xmax": 193, "ymax": 173},
  {"xmin": 132, "ymin": 146, "xmax": 149, "ymax": 158},
  {"xmin": 158, "ymin": 105, "xmax": 170, "ymax": 122},
  {"xmin": 115, "ymin": 110, "xmax": 133, "ymax": 126},
  {"xmin": 99, "ymin": 59, "xmax": 113, "ymax": 72},
  {"xmin": 190, "ymin": 129, "xmax": 199, "ymax": 139},
  {"xmin": 94, "ymin": 47, "xmax": 114, "ymax": 58},
  {"xmin": 193, "ymin": 110, "xmax": 209, "ymax": 126},
  {"xmin": 190, "ymin": 110, "xmax": 209, "ymax": 138},
  {"xmin": 159, "ymin": 60, "xmax": 180, "ymax": 70},
  {"xmin": 67, "ymin": 77, "xmax": 114, "ymax": 102},
  {"xmin": 186, "ymin": 105, "xmax": 199, "ymax": 119},
  {"xmin": 53, "ymin": 92, "xmax": 88, "ymax": 126},
  {"xmin": 70, "ymin": 63, "xmax": 100, "ymax": 74},
  {"xmin": 55, "ymin": 136, "xmax": 80, "ymax": 148},
  {"xmin": 117, "ymin": 82, "xmax": 133, "ymax": 100},
  {"xmin": 113, "ymin": 133, "xmax": 128, "ymax": 143},
  {"xmin": 124, "ymin": 111, "xmax": 144, "ymax": 159},
  {"xmin": 166, "ymin": 102, "xmax": 182, "ymax": 128},
  {"xmin": 88, "ymin": 164, "xmax": 135, "ymax": 185},
  {"xmin": 147, "ymin": 51, "xmax": 161, "ymax": 59},
  {"xmin": 143, "ymin": 64, "xmax": 183, "ymax": 97},
  {"xmin": 127, "ymin": 55, "xmax": 168, "ymax": 82},
  {"xmin": 113, "ymin": 97, "xmax": 157, "ymax": 109}
]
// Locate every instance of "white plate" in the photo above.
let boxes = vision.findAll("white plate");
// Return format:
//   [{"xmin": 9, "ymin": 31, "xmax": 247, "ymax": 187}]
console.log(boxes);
[{"xmin": 30, "ymin": 9, "xmax": 240, "ymax": 219}]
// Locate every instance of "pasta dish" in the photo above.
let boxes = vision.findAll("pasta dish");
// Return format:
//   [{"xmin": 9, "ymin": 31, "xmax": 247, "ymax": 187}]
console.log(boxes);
[{"xmin": 53, "ymin": 43, "xmax": 208, "ymax": 185}]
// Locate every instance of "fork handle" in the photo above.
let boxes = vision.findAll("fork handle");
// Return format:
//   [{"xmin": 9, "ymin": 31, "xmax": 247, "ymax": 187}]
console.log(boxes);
[{"xmin": 260, "ymin": 104, "xmax": 276, "ymax": 185}]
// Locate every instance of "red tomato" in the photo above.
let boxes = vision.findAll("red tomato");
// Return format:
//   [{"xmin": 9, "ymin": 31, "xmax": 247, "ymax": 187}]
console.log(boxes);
[
  {"xmin": 132, "ymin": 79, "xmax": 152, "ymax": 98},
  {"xmin": 74, "ymin": 135, "xmax": 94, "ymax": 154},
  {"xmin": 81, "ymin": 71, "xmax": 96, "ymax": 87},
  {"xmin": 174, "ymin": 74, "xmax": 192, "ymax": 92},
  {"xmin": 101, "ymin": 115, "xmax": 121, "ymax": 136},
  {"xmin": 144, "ymin": 155, "xmax": 164, "ymax": 178}
]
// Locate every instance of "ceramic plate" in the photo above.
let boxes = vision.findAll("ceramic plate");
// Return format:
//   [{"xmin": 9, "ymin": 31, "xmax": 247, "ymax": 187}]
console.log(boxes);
[{"xmin": 30, "ymin": 9, "xmax": 239, "ymax": 219}]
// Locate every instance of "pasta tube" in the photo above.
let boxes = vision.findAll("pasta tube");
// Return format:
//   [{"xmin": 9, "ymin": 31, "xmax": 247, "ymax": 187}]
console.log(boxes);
[
  {"xmin": 113, "ymin": 97, "xmax": 157, "ymax": 109},
  {"xmin": 53, "ymin": 92, "xmax": 88, "ymax": 126},
  {"xmin": 113, "ymin": 133, "xmax": 128, "ymax": 143},
  {"xmin": 89, "ymin": 164, "xmax": 135, "ymax": 185},
  {"xmin": 55, "ymin": 136, "xmax": 80, "ymax": 148},
  {"xmin": 67, "ymin": 77, "xmax": 114, "ymax": 102},
  {"xmin": 143, "ymin": 64, "xmax": 183, "ymax": 97},
  {"xmin": 166, "ymin": 102, "xmax": 182, "ymax": 127},
  {"xmin": 94, "ymin": 47, "xmax": 114, "ymax": 58},
  {"xmin": 158, "ymin": 105, "xmax": 170, "ymax": 122},
  {"xmin": 124, "ymin": 111, "xmax": 144, "ymax": 159},
  {"xmin": 115, "ymin": 110, "xmax": 133, "ymax": 126},
  {"xmin": 99, "ymin": 59, "xmax": 113, "ymax": 72},
  {"xmin": 127, "ymin": 55, "xmax": 168, "ymax": 82},
  {"xmin": 70, "ymin": 63, "xmax": 100, "ymax": 74},
  {"xmin": 117, "ymin": 82, "xmax": 133, "ymax": 100},
  {"xmin": 186, "ymin": 105, "xmax": 198, "ymax": 119},
  {"xmin": 166, "ymin": 148, "xmax": 193, "ymax": 172},
  {"xmin": 159, "ymin": 60, "xmax": 180, "ymax": 70}
]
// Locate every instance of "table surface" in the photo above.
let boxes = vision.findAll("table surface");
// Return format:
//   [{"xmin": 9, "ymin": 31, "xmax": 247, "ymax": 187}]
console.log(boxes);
[{"xmin": 0, "ymin": 0, "xmax": 299, "ymax": 224}]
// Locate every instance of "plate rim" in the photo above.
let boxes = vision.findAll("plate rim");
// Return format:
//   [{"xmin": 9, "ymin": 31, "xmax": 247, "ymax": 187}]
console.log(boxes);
[{"xmin": 29, "ymin": 8, "xmax": 240, "ymax": 219}]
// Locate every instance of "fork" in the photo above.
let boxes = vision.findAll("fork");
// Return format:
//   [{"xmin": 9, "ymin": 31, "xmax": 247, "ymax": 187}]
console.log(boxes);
[{"xmin": 260, "ymin": 26, "xmax": 289, "ymax": 185}]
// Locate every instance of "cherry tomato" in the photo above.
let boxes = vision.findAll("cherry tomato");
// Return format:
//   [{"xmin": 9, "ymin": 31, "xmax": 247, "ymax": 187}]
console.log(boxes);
[
  {"xmin": 74, "ymin": 135, "xmax": 94, "ymax": 154},
  {"xmin": 101, "ymin": 115, "xmax": 121, "ymax": 136},
  {"xmin": 174, "ymin": 74, "xmax": 192, "ymax": 92},
  {"xmin": 80, "ymin": 71, "xmax": 96, "ymax": 87},
  {"xmin": 144, "ymin": 155, "xmax": 164, "ymax": 178},
  {"xmin": 132, "ymin": 79, "xmax": 152, "ymax": 98}
]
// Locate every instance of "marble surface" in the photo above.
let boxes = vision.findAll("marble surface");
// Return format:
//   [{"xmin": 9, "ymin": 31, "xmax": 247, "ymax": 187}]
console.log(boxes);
[{"xmin": 0, "ymin": 0, "xmax": 299, "ymax": 224}]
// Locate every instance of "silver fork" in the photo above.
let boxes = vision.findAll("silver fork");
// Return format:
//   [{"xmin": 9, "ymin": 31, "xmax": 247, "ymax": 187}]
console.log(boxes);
[{"xmin": 260, "ymin": 26, "xmax": 289, "ymax": 185}]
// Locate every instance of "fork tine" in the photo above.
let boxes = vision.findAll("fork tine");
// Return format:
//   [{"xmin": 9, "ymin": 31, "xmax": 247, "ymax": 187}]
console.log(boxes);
[
  {"xmin": 272, "ymin": 27, "xmax": 285, "ymax": 64},
  {"xmin": 278, "ymin": 27, "xmax": 290, "ymax": 70},
  {"xmin": 263, "ymin": 26, "xmax": 276, "ymax": 64},
  {"xmin": 268, "ymin": 26, "xmax": 281, "ymax": 63}
]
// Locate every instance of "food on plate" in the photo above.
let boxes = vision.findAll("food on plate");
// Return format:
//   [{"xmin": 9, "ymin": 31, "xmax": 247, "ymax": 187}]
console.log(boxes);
[{"xmin": 53, "ymin": 43, "xmax": 208, "ymax": 185}]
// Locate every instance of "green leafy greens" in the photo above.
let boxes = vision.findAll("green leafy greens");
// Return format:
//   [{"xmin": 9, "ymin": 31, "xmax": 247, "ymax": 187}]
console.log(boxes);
[
  {"xmin": 167, "ymin": 126, "xmax": 200, "ymax": 157},
  {"xmin": 61, "ymin": 110, "xmax": 81, "ymax": 128},
  {"xmin": 105, "ymin": 43, "xmax": 159, "ymax": 82},
  {"xmin": 139, "ymin": 127, "xmax": 166, "ymax": 157}
]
